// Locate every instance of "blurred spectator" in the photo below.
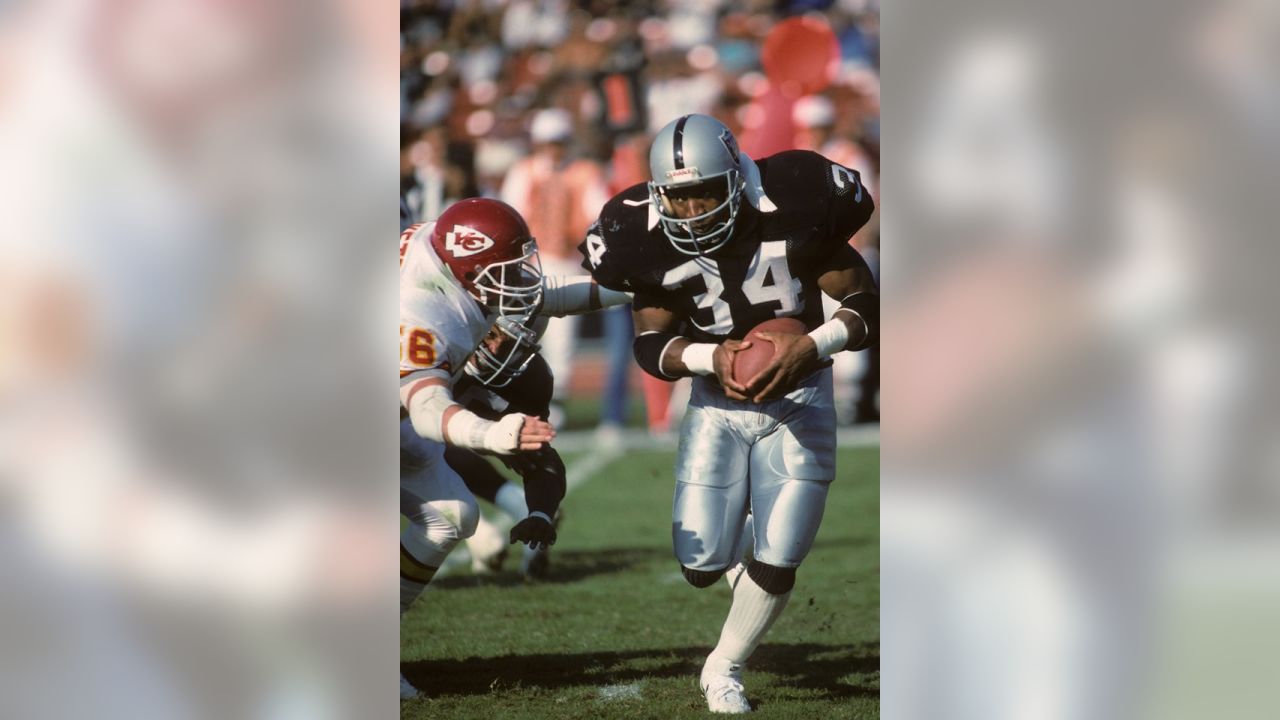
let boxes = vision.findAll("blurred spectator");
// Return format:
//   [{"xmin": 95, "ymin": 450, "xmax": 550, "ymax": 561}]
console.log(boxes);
[
  {"xmin": 794, "ymin": 93, "xmax": 881, "ymax": 422},
  {"xmin": 500, "ymin": 108, "xmax": 611, "ymax": 427}
]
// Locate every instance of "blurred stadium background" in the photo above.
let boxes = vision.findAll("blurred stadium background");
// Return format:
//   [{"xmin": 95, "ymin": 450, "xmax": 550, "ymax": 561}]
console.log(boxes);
[{"xmin": 399, "ymin": 0, "xmax": 881, "ymax": 435}]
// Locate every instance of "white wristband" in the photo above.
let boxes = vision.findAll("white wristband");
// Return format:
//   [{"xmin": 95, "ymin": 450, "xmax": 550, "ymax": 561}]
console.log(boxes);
[
  {"xmin": 808, "ymin": 318, "xmax": 850, "ymax": 359},
  {"xmin": 528, "ymin": 511, "xmax": 553, "ymax": 524},
  {"xmin": 445, "ymin": 410, "xmax": 525, "ymax": 455},
  {"xmin": 681, "ymin": 343, "xmax": 717, "ymax": 376},
  {"xmin": 481, "ymin": 413, "xmax": 527, "ymax": 455}
]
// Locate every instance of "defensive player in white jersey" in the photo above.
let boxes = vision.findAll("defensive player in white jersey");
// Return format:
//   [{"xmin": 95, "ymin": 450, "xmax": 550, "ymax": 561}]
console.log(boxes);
[
  {"xmin": 580, "ymin": 115, "xmax": 879, "ymax": 713},
  {"xmin": 399, "ymin": 198, "xmax": 628, "ymax": 699}
]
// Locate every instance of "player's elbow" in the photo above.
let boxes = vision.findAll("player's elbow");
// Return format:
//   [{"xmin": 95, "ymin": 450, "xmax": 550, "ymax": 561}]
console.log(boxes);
[
  {"xmin": 839, "ymin": 292, "xmax": 879, "ymax": 350},
  {"xmin": 633, "ymin": 332, "xmax": 680, "ymax": 381}
]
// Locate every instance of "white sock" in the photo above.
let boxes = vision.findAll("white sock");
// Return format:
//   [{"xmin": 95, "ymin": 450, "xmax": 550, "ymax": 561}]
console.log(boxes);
[
  {"xmin": 710, "ymin": 570, "xmax": 792, "ymax": 665},
  {"xmin": 494, "ymin": 482, "xmax": 528, "ymax": 521},
  {"xmin": 724, "ymin": 562, "xmax": 747, "ymax": 591}
]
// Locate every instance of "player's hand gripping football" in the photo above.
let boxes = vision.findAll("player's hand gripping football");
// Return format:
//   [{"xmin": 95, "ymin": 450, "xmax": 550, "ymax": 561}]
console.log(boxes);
[
  {"xmin": 509, "ymin": 514, "xmax": 557, "ymax": 550},
  {"xmin": 712, "ymin": 339, "xmax": 754, "ymax": 402},
  {"xmin": 742, "ymin": 332, "xmax": 821, "ymax": 403}
]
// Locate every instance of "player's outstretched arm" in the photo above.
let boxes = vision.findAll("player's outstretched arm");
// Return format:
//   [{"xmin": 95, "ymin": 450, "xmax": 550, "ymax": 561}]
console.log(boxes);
[
  {"xmin": 401, "ymin": 372, "xmax": 554, "ymax": 454},
  {"xmin": 540, "ymin": 274, "xmax": 633, "ymax": 317},
  {"xmin": 631, "ymin": 300, "xmax": 754, "ymax": 401},
  {"xmin": 745, "ymin": 244, "xmax": 880, "ymax": 402}
]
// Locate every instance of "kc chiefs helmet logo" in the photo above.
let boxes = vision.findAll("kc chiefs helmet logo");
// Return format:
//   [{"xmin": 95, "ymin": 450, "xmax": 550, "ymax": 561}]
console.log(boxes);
[{"xmin": 444, "ymin": 224, "xmax": 495, "ymax": 258}]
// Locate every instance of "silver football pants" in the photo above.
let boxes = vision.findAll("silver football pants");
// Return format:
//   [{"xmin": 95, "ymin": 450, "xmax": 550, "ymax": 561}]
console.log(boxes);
[{"xmin": 672, "ymin": 367, "xmax": 837, "ymax": 571}]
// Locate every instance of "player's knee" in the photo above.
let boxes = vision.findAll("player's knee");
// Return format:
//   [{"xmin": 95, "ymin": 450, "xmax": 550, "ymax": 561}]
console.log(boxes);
[
  {"xmin": 681, "ymin": 565, "xmax": 726, "ymax": 589},
  {"xmin": 455, "ymin": 495, "xmax": 481, "ymax": 540},
  {"xmin": 424, "ymin": 496, "xmax": 480, "ymax": 543},
  {"xmin": 746, "ymin": 559, "xmax": 796, "ymax": 595}
]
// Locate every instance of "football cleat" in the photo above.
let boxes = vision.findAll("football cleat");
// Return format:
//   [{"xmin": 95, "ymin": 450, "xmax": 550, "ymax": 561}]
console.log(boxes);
[
  {"xmin": 471, "ymin": 545, "xmax": 508, "ymax": 575},
  {"xmin": 466, "ymin": 514, "xmax": 509, "ymax": 575},
  {"xmin": 701, "ymin": 655, "xmax": 752, "ymax": 714}
]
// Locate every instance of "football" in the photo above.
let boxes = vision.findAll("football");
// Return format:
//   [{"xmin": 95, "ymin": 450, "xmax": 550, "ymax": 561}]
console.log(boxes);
[{"xmin": 731, "ymin": 317, "xmax": 808, "ymax": 386}]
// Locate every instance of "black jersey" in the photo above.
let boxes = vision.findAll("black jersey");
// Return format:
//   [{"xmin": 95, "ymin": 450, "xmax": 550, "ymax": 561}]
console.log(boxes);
[
  {"xmin": 448, "ymin": 353, "xmax": 564, "ymax": 517},
  {"xmin": 453, "ymin": 352, "xmax": 554, "ymax": 421},
  {"xmin": 578, "ymin": 150, "xmax": 874, "ymax": 342}
]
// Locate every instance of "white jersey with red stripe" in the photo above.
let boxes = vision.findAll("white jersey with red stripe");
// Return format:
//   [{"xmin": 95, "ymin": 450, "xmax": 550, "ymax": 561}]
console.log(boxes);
[{"xmin": 399, "ymin": 221, "xmax": 492, "ymax": 383}]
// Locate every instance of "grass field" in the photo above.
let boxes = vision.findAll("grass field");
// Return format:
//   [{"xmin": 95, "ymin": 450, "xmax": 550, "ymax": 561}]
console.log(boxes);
[{"xmin": 401, "ymin": 445, "xmax": 879, "ymax": 719}]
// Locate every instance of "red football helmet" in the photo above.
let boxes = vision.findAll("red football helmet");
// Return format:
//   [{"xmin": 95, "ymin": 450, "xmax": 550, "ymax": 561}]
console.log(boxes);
[{"xmin": 429, "ymin": 199, "xmax": 543, "ymax": 318}]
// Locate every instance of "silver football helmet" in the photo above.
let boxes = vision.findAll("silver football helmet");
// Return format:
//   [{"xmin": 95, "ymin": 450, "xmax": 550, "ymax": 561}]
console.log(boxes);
[
  {"xmin": 648, "ymin": 114, "xmax": 747, "ymax": 256},
  {"xmin": 465, "ymin": 314, "xmax": 544, "ymax": 388}
]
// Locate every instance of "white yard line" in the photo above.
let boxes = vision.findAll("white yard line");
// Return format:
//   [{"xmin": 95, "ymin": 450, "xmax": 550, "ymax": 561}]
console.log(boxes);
[
  {"xmin": 564, "ymin": 444, "xmax": 626, "ymax": 493},
  {"xmin": 596, "ymin": 682, "xmax": 643, "ymax": 701}
]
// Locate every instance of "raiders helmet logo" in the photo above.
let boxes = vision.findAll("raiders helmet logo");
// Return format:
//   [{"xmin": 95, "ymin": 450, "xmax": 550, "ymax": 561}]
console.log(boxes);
[{"xmin": 444, "ymin": 224, "xmax": 495, "ymax": 258}]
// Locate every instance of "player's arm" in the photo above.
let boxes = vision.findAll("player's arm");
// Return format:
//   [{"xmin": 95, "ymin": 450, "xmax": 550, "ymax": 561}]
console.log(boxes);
[
  {"xmin": 744, "ymin": 244, "xmax": 879, "ymax": 401},
  {"xmin": 631, "ymin": 297, "xmax": 754, "ymax": 401},
  {"xmin": 503, "ymin": 446, "xmax": 566, "ymax": 550},
  {"xmin": 539, "ymin": 274, "xmax": 632, "ymax": 317},
  {"xmin": 399, "ymin": 370, "xmax": 554, "ymax": 455},
  {"xmin": 813, "ymin": 243, "xmax": 879, "ymax": 351}
]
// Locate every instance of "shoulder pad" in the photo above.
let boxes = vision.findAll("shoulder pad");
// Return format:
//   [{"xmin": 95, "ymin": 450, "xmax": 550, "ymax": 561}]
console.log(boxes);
[
  {"xmin": 756, "ymin": 150, "xmax": 871, "ymax": 257},
  {"xmin": 577, "ymin": 183, "xmax": 670, "ymax": 293}
]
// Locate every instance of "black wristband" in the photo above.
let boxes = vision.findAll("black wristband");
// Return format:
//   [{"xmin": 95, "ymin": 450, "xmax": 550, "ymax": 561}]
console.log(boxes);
[
  {"xmin": 633, "ymin": 331, "xmax": 681, "ymax": 380},
  {"xmin": 839, "ymin": 292, "xmax": 879, "ymax": 350}
]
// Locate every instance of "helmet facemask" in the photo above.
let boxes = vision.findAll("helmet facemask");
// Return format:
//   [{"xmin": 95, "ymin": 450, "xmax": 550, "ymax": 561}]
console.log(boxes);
[
  {"xmin": 465, "ymin": 314, "xmax": 541, "ymax": 388},
  {"xmin": 466, "ymin": 240, "xmax": 544, "ymax": 320},
  {"xmin": 649, "ymin": 170, "xmax": 743, "ymax": 256}
]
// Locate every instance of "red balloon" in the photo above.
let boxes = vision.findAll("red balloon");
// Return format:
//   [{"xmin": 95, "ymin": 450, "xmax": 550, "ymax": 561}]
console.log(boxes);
[{"xmin": 760, "ymin": 17, "xmax": 840, "ymax": 99}]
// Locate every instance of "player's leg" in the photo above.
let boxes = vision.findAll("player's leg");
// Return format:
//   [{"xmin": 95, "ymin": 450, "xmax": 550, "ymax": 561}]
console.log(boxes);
[
  {"xmin": 399, "ymin": 422, "xmax": 481, "ymax": 699},
  {"xmin": 444, "ymin": 445, "xmax": 558, "ymax": 578},
  {"xmin": 703, "ymin": 369, "xmax": 838, "ymax": 712},
  {"xmin": 446, "ymin": 446, "xmax": 519, "ymax": 573},
  {"xmin": 400, "ymin": 423, "xmax": 481, "ymax": 614},
  {"xmin": 672, "ymin": 379, "xmax": 752, "ymax": 588},
  {"xmin": 672, "ymin": 379, "xmax": 755, "ymax": 713},
  {"xmin": 723, "ymin": 513, "xmax": 754, "ymax": 590}
]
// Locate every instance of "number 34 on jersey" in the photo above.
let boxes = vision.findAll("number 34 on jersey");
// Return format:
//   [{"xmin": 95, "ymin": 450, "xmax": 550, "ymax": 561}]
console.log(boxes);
[{"xmin": 661, "ymin": 240, "xmax": 802, "ymax": 336}]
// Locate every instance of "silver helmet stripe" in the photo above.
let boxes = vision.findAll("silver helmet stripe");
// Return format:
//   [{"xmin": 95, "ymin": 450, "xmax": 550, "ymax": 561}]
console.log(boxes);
[{"xmin": 672, "ymin": 115, "xmax": 690, "ymax": 170}]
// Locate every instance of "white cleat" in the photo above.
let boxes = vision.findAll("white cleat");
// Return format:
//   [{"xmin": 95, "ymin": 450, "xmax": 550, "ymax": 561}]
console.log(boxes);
[
  {"xmin": 701, "ymin": 657, "xmax": 752, "ymax": 714},
  {"xmin": 470, "ymin": 545, "xmax": 508, "ymax": 575},
  {"xmin": 466, "ymin": 515, "xmax": 509, "ymax": 575},
  {"xmin": 400, "ymin": 673, "xmax": 421, "ymax": 699}
]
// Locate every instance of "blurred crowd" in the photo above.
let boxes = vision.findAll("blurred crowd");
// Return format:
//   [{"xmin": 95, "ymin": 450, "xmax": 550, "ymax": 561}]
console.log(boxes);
[{"xmin": 401, "ymin": 0, "xmax": 882, "ymax": 429}]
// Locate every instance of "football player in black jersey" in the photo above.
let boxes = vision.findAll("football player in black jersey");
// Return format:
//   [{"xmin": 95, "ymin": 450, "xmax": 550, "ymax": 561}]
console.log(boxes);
[
  {"xmin": 447, "ymin": 317, "xmax": 564, "ymax": 578},
  {"xmin": 402, "ymin": 315, "xmax": 565, "ymax": 576},
  {"xmin": 578, "ymin": 114, "xmax": 878, "ymax": 714}
]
